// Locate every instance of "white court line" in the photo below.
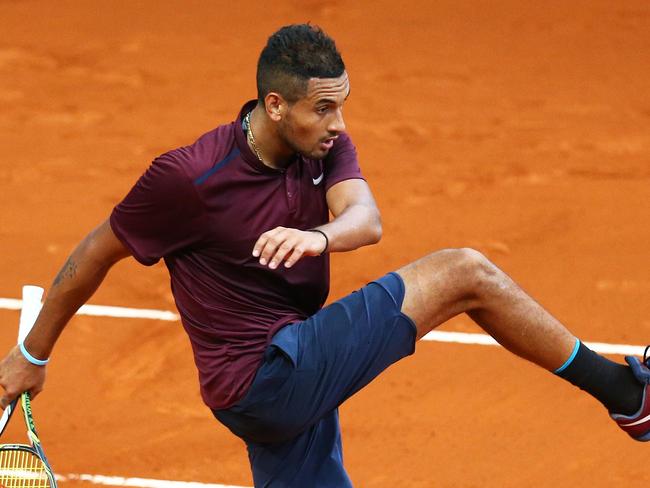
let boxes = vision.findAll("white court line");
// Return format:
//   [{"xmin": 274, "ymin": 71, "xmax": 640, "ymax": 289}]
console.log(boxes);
[
  {"xmin": 0, "ymin": 298, "xmax": 179, "ymax": 321},
  {"xmin": 59, "ymin": 474, "xmax": 248, "ymax": 488},
  {"xmin": 0, "ymin": 296, "xmax": 646, "ymax": 356},
  {"xmin": 422, "ymin": 330, "xmax": 647, "ymax": 356}
]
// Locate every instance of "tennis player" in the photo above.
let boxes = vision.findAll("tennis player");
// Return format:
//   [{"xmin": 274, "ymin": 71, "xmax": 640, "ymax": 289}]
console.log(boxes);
[{"xmin": 1, "ymin": 24, "xmax": 649, "ymax": 487}]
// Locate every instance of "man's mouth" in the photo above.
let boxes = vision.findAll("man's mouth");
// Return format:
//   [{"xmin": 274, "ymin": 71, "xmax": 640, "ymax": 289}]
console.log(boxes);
[{"xmin": 320, "ymin": 137, "xmax": 337, "ymax": 151}]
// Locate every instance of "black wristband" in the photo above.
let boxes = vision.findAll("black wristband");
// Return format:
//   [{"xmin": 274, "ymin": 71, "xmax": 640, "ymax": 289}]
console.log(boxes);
[{"xmin": 307, "ymin": 229, "xmax": 329, "ymax": 255}]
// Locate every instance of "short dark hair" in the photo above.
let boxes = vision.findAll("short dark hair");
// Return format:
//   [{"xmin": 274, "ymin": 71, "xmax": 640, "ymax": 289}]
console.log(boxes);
[{"xmin": 256, "ymin": 24, "xmax": 345, "ymax": 103}]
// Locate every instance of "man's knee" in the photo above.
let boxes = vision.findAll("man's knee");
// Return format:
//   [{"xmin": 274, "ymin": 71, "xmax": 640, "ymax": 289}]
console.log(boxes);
[
  {"xmin": 397, "ymin": 247, "xmax": 502, "ymax": 332},
  {"xmin": 456, "ymin": 247, "xmax": 503, "ymax": 292},
  {"xmin": 430, "ymin": 247, "xmax": 500, "ymax": 295}
]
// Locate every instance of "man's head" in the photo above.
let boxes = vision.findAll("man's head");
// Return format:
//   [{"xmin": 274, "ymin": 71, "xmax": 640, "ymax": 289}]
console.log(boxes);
[
  {"xmin": 256, "ymin": 24, "xmax": 350, "ymax": 161},
  {"xmin": 257, "ymin": 24, "xmax": 345, "ymax": 104}
]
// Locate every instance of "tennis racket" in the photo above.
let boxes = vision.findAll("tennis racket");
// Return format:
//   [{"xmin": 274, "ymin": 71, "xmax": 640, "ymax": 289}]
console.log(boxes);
[{"xmin": 0, "ymin": 285, "xmax": 57, "ymax": 488}]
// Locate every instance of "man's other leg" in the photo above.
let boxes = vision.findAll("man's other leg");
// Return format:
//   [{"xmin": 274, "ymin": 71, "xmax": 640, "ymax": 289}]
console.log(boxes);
[
  {"xmin": 246, "ymin": 409, "xmax": 352, "ymax": 488},
  {"xmin": 396, "ymin": 248, "xmax": 649, "ymax": 437}
]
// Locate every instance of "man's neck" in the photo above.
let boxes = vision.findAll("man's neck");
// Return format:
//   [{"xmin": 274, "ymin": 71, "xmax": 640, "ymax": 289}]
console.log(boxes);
[{"xmin": 247, "ymin": 106, "xmax": 294, "ymax": 169}]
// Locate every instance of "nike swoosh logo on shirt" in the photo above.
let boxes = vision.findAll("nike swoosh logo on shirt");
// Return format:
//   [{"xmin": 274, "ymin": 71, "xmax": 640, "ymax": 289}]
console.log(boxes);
[{"xmin": 312, "ymin": 173, "xmax": 324, "ymax": 185}]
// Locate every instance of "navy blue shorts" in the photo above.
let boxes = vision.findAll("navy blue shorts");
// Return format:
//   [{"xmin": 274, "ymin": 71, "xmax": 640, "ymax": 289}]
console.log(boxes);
[{"xmin": 213, "ymin": 272, "xmax": 417, "ymax": 487}]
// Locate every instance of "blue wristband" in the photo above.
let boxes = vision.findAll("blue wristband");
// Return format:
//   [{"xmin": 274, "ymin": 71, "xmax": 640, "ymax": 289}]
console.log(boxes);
[{"xmin": 19, "ymin": 342, "xmax": 49, "ymax": 366}]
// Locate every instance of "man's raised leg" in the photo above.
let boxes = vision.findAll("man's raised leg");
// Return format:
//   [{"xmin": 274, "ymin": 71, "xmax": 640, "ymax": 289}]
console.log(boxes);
[
  {"xmin": 395, "ymin": 248, "xmax": 650, "ymax": 440},
  {"xmin": 397, "ymin": 248, "xmax": 575, "ymax": 369}
]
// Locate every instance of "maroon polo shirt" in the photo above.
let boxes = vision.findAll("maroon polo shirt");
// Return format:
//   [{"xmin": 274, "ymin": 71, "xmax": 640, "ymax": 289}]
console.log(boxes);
[{"xmin": 110, "ymin": 100, "xmax": 363, "ymax": 409}]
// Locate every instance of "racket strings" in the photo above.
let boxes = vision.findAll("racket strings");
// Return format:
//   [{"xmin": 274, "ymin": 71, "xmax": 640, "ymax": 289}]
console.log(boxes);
[{"xmin": 0, "ymin": 448, "xmax": 50, "ymax": 488}]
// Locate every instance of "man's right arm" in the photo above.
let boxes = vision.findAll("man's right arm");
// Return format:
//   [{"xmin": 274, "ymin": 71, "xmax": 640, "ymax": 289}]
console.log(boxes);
[{"xmin": 0, "ymin": 218, "xmax": 131, "ymax": 407}]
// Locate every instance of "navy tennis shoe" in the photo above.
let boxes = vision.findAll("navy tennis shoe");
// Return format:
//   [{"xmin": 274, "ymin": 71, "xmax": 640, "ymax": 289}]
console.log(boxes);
[{"xmin": 610, "ymin": 346, "xmax": 650, "ymax": 441}]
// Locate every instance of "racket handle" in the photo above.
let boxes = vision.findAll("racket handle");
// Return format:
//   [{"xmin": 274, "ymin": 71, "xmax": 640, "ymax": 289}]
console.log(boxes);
[
  {"xmin": 18, "ymin": 286, "xmax": 44, "ymax": 344},
  {"xmin": 0, "ymin": 398, "xmax": 17, "ymax": 436}
]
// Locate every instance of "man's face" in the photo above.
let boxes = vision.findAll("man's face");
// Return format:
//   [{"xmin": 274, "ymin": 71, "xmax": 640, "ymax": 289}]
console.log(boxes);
[{"xmin": 278, "ymin": 71, "xmax": 350, "ymax": 160}]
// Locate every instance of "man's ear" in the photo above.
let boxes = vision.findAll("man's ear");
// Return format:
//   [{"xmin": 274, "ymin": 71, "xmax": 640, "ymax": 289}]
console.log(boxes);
[{"xmin": 264, "ymin": 93, "xmax": 284, "ymax": 122}]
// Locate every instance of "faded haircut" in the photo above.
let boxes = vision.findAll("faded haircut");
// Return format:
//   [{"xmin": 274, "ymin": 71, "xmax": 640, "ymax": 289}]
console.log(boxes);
[{"xmin": 256, "ymin": 24, "xmax": 345, "ymax": 103}]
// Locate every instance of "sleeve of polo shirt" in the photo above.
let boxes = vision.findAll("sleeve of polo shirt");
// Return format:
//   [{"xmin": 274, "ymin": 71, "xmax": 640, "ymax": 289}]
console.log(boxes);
[
  {"xmin": 323, "ymin": 132, "xmax": 364, "ymax": 192},
  {"xmin": 110, "ymin": 151, "xmax": 206, "ymax": 266}
]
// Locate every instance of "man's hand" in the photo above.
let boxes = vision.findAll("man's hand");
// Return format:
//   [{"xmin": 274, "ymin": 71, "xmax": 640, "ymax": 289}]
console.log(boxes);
[
  {"xmin": 253, "ymin": 227, "xmax": 327, "ymax": 269},
  {"xmin": 0, "ymin": 346, "xmax": 46, "ymax": 409}
]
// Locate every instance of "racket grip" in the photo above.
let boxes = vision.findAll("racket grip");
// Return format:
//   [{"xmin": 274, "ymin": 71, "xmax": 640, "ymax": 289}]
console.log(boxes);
[{"xmin": 18, "ymin": 286, "xmax": 45, "ymax": 344}]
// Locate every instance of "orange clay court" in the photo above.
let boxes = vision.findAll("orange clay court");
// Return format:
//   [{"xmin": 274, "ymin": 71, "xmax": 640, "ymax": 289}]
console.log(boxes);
[{"xmin": 1, "ymin": 1, "xmax": 649, "ymax": 487}]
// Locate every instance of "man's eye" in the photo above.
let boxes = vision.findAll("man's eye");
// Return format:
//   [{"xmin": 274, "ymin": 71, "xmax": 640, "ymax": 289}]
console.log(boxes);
[{"xmin": 317, "ymin": 107, "xmax": 328, "ymax": 114}]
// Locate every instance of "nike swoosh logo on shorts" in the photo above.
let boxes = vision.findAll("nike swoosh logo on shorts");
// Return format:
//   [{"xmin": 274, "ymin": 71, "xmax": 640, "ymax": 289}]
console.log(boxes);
[{"xmin": 312, "ymin": 173, "xmax": 324, "ymax": 185}]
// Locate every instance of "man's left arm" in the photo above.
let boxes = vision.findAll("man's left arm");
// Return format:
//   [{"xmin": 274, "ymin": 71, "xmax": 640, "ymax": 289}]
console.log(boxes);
[
  {"xmin": 317, "ymin": 178, "xmax": 382, "ymax": 252},
  {"xmin": 253, "ymin": 178, "xmax": 381, "ymax": 269}
]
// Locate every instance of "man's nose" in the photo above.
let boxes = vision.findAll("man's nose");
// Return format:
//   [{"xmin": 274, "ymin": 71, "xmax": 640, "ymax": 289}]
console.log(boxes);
[{"xmin": 328, "ymin": 108, "xmax": 345, "ymax": 133}]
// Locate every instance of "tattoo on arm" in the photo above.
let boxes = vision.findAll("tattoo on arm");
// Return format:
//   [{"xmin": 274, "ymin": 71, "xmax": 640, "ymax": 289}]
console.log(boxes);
[{"xmin": 53, "ymin": 257, "xmax": 78, "ymax": 286}]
